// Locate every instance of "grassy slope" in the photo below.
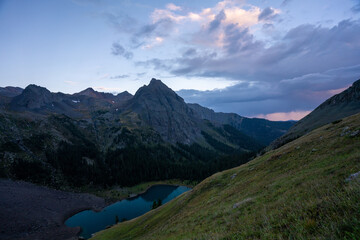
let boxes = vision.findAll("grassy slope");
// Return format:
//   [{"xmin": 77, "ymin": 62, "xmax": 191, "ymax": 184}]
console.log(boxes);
[{"xmin": 91, "ymin": 113, "xmax": 360, "ymax": 240}]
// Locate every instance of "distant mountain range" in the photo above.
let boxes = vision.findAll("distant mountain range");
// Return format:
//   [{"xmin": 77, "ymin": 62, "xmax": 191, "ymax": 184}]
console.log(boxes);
[
  {"xmin": 0, "ymin": 79, "xmax": 293, "ymax": 144},
  {"xmin": 1, "ymin": 77, "xmax": 360, "ymax": 189},
  {"xmin": 0, "ymin": 79, "xmax": 293, "ymax": 187}
]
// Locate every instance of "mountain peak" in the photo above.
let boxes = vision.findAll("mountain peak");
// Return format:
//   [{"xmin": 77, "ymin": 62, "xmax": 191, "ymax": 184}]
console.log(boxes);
[
  {"xmin": 11, "ymin": 84, "xmax": 54, "ymax": 110},
  {"xmin": 25, "ymin": 84, "xmax": 49, "ymax": 92},
  {"xmin": 116, "ymin": 91, "xmax": 133, "ymax": 101},
  {"xmin": 128, "ymin": 78, "xmax": 200, "ymax": 143},
  {"xmin": 133, "ymin": 78, "xmax": 175, "ymax": 98},
  {"xmin": 148, "ymin": 78, "xmax": 170, "ymax": 90},
  {"xmin": 75, "ymin": 87, "xmax": 112, "ymax": 99},
  {"xmin": 84, "ymin": 87, "xmax": 95, "ymax": 92},
  {"xmin": 77, "ymin": 87, "xmax": 96, "ymax": 95},
  {"xmin": 117, "ymin": 90, "xmax": 131, "ymax": 96},
  {"xmin": 149, "ymin": 78, "xmax": 162, "ymax": 85},
  {"xmin": 22, "ymin": 84, "xmax": 52, "ymax": 98}
]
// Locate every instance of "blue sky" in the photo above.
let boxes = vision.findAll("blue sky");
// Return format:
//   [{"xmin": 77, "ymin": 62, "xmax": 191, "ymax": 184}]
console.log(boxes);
[{"xmin": 1, "ymin": 0, "xmax": 360, "ymax": 120}]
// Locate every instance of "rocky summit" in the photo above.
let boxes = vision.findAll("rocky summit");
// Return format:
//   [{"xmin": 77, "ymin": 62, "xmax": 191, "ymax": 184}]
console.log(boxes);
[{"xmin": 126, "ymin": 78, "xmax": 201, "ymax": 144}]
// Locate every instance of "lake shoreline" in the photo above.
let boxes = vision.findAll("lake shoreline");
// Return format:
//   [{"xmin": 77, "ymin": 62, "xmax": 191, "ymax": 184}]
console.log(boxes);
[
  {"xmin": 0, "ymin": 178, "xmax": 193, "ymax": 240},
  {"xmin": 80, "ymin": 179, "xmax": 196, "ymax": 204},
  {"xmin": 67, "ymin": 184, "xmax": 192, "ymax": 239},
  {"xmin": 64, "ymin": 183, "xmax": 190, "ymax": 227},
  {"xmin": 126, "ymin": 183, "xmax": 191, "ymax": 200}
]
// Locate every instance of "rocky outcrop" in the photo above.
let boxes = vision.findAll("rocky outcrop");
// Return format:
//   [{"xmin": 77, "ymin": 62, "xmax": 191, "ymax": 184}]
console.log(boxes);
[{"xmin": 127, "ymin": 78, "xmax": 201, "ymax": 144}]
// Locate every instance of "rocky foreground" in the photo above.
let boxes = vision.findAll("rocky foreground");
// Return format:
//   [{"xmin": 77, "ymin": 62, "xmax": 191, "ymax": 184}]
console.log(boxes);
[{"xmin": 0, "ymin": 179, "xmax": 105, "ymax": 240}]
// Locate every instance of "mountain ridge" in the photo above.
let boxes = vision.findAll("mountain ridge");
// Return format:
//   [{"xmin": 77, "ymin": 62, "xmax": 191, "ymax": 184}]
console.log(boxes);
[
  {"xmin": 1, "ymin": 78, "xmax": 284, "ymax": 188},
  {"xmin": 1, "ymin": 79, "xmax": 292, "ymax": 145},
  {"xmin": 270, "ymin": 79, "xmax": 360, "ymax": 149},
  {"xmin": 188, "ymin": 103, "xmax": 294, "ymax": 145}
]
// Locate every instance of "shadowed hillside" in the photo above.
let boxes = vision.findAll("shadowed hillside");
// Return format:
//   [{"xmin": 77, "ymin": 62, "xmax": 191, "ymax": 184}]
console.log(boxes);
[{"xmin": 270, "ymin": 79, "xmax": 360, "ymax": 149}]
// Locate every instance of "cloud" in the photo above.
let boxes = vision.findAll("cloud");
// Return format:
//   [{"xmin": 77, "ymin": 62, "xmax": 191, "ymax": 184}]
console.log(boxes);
[
  {"xmin": 110, "ymin": 74, "xmax": 129, "ymax": 79},
  {"xmin": 182, "ymin": 48, "xmax": 197, "ymax": 57},
  {"xmin": 150, "ymin": 9, "xmax": 186, "ymax": 23},
  {"xmin": 64, "ymin": 80, "xmax": 78, "ymax": 85},
  {"xmin": 143, "ymin": 19, "xmax": 360, "ymax": 83},
  {"xmin": 111, "ymin": 42, "xmax": 133, "ymax": 59},
  {"xmin": 208, "ymin": 10, "xmax": 226, "ymax": 32},
  {"xmin": 258, "ymin": 7, "xmax": 279, "ymax": 21},
  {"xmin": 136, "ymin": 58, "xmax": 172, "ymax": 71},
  {"xmin": 148, "ymin": 1, "xmax": 266, "ymax": 45},
  {"xmin": 105, "ymin": 1, "xmax": 360, "ymax": 118},
  {"xmin": 255, "ymin": 111, "xmax": 311, "ymax": 121},
  {"xmin": 352, "ymin": 1, "xmax": 360, "ymax": 12},
  {"xmin": 105, "ymin": 12, "xmax": 138, "ymax": 34},
  {"xmin": 137, "ymin": 72, "xmax": 146, "ymax": 77},
  {"xmin": 107, "ymin": 1, "xmax": 272, "ymax": 51},
  {"xmin": 222, "ymin": 24, "xmax": 262, "ymax": 55},
  {"xmin": 177, "ymin": 64, "xmax": 360, "ymax": 117},
  {"xmin": 142, "ymin": 37, "xmax": 164, "ymax": 49},
  {"xmin": 166, "ymin": 3, "xmax": 182, "ymax": 11},
  {"xmin": 131, "ymin": 18, "xmax": 174, "ymax": 47},
  {"xmin": 281, "ymin": 0, "xmax": 292, "ymax": 7}
]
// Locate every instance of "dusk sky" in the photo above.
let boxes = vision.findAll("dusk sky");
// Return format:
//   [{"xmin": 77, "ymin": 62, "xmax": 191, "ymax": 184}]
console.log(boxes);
[{"xmin": 1, "ymin": 0, "xmax": 360, "ymax": 120}]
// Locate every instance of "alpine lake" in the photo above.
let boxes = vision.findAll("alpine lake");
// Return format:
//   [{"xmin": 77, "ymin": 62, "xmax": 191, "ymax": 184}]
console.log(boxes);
[{"xmin": 65, "ymin": 185, "xmax": 191, "ymax": 239}]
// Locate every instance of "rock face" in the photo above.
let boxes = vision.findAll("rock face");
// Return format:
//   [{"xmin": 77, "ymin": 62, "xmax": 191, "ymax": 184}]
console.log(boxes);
[
  {"xmin": 126, "ymin": 78, "xmax": 201, "ymax": 144},
  {"xmin": 270, "ymin": 79, "xmax": 360, "ymax": 149}
]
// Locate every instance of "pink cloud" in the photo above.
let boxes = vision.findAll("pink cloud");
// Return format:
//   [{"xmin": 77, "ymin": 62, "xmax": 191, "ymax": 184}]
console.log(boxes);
[{"xmin": 255, "ymin": 110, "xmax": 311, "ymax": 121}]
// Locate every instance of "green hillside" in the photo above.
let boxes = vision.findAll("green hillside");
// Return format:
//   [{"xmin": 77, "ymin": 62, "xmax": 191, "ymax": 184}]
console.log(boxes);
[{"xmin": 92, "ymin": 113, "xmax": 360, "ymax": 240}]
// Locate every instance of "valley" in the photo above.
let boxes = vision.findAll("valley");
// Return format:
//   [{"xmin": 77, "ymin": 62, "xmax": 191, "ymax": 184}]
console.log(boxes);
[
  {"xmin": 0, "ymin": 78, "xmax": 359, "ymax": 240},
  {"xmin": 91, "ymin": 112, "xmax": 360, "ymax": 240}
]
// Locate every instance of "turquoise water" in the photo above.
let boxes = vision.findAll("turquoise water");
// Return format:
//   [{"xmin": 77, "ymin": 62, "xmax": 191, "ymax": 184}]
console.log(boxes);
[{"xmin": 65, "ymin": 185, "xmax": 191, "ymax": 239}]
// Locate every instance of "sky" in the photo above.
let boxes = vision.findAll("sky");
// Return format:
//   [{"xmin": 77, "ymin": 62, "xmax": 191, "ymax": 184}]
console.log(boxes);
[{"xmin": 0, "ymin": 0, "xmax": 360, "ymax": 120}]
